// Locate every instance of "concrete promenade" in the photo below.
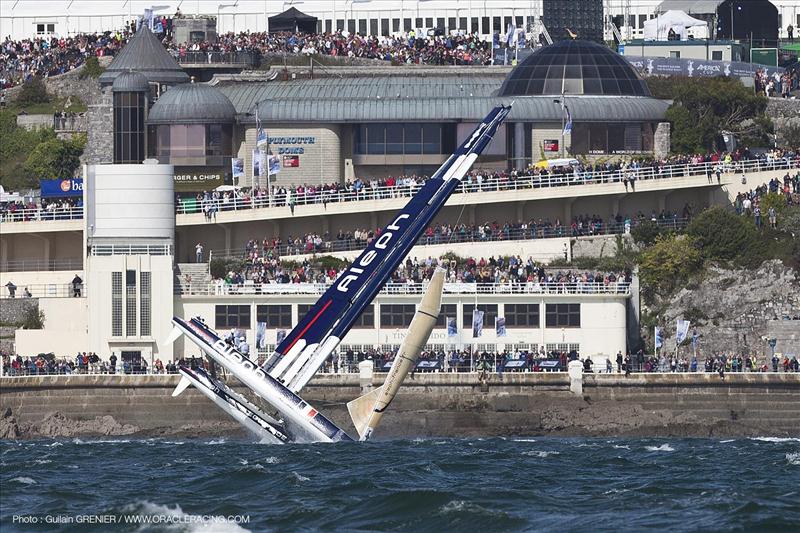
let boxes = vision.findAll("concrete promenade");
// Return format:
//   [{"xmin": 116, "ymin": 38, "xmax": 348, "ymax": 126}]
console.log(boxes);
[{"xmin": 1, "ymin": 372, "xmax": 799, "ymax": 439}]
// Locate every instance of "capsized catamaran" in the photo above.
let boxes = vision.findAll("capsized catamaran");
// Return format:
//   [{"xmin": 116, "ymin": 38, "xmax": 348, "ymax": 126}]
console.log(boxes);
[{"xmin": 169, "ymin": 105, "xmax": 512, "ymax": 443}]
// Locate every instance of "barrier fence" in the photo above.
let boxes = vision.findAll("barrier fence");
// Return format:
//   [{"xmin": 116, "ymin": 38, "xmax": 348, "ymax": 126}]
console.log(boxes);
[
  {"xmin": 0, "ymin": 258, "xmax": 83, "ymax": 273},
  {"xmin": 210, "ymin": 217, "xmax": 689, "ymax": 258},
  {"xmin": 4, "ymin": 156, "xmax": 795, "ymax": 224},
  {"xmin": 177, "ymin": 281, "xmax": 631, "ymax": 296},
  {"xmin": 1, "ymin": 282, "xmax": 85, "ymax": 299}
]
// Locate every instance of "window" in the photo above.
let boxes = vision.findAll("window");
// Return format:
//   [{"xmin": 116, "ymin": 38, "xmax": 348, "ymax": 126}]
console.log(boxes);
[
  {"xmin": 336, "ymin": 19, "xmax": 344, "ymax": 30},
  {"xmin": 140, "ymin": 272, "xmax": 151, "ymax": 337},
  {"xmin": 436, "ymin": 304, "xmax": 458, "ymax": 327},
  {"xmin": 545, "ymin": 304, "xmax": 581, "ymax": 328},
  {"xmin": 712, "ymin": 50, "xmax": 723, "ymax": 61},
  {"xmin": 392, "ymin": 18, "xmax": 400, "ymax": 33},
  {"xmin": 460, "ymin": 17, "xmax": 467, "ymax": 31},
  {"xmin": 436, "ymin": 17, "xmax": 445, "ymax": 30},
  {"xmin": 448, "ymin": 17, "xmax": 456, "ymax": 31},
  {"xmin": 482, "ymin": 17, "xmax": 490, "ymax": 34},
  {"xmin": 325, "ymin": 19, "xmax": 332, "ymax": 33},
  {"xmin": 256, "ymin": 305, "xmax": 292, "ymax": 328},
  {"xmin": 504, "ymin": 304, "xmax": 540, "ymax": 328},
  {"xmin": 404, "ymin": 18, "xmax": 412, "ymax": 31},
  {"xmin": 215, "ymin": 305, "xmax": 251, "ymax": 329},
  {"xmin": 112, "ymin": 272, "xmax": 122, "ymax": 337},
  {"xmin": 515, "ymin": 16, "xmax": 523, "ymax": 28},
  {"xmin": 381, "ymin": 18, "xmax": 389, "ymax": 36},
  {"xmin": 125, "ymin": 270, "xmax": 137, "ymax": 337},
  {"xmin": 380, "ymin": 304, "xmax": 416, "ymax": 327},
  {"xmin": 425, "ymin": 18, "xmax": 433, "ymax": 28},
  {"xmin": 669, "ymin": 51, "xmax": 681, "ymax": 59},
  {"xmin": 638, "ymin": 15, "xmax": 647, "ymax": 29},
  {"xmin": 354, "ymin": 123, "xmax": 443, "ymax": 155},
  {"xmin": 415, "ymin": 17, "xmax": 423, "ymax": 28},
  {"xmin": 463, "ymin": 304, "xmax": 498, "ymax": 329},
  {"xmin": 493, "ymin": 16, "xmax": 501, "ymax": 32},
  {"xmin": 352, "ymin": 304, "xmax": 374, "ymax": 328},
  {"xmin": 359, "ymin": 19, "xmax": 367, "ymax": 34},
  {"xmin": 113, "ymin": 91, "xmax": 145, "ymax": 164},
  {"xmin": 471, "ymin": 17, "xmax": 479, "ymax": 33}
]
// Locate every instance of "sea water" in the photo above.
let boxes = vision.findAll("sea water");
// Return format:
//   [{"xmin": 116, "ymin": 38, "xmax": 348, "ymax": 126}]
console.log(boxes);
[{"xmin": 1, "ymin": 437, "xmax": 798, "ymax": 532}]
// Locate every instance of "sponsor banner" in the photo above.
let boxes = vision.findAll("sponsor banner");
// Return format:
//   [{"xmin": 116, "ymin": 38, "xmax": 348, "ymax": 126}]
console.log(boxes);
[
  {"xmin": 268, "ymin": 154, "xmax": 281, "ymax": 174},
  {"xmin": 655, "ymin": 326, "xmax": 664, "ymax": 349},
  {"xmin": 472, "ymin": 309, "xmax": 484, "ymax": 338},
  {"xmin": 443, "ymin": 282, "xmax": 477, "ymax": 293},
  {"xmin": 676, "ymin": 319, "xmax": 691, "ymax": 346},
  {"xmin": 446, "ymin": 317, "xmax": 458, "ymax": 338},
  {"xmin": 173, "ymin": 167, "xmax": 225, "ymax": 192},
  {"xmin": 252, "ymin": 149, "xmax": 263, "ymax": 177},
  {"xmin": 543, "ymin": 140, "xmax": 559, "ymax": 152},
  {"xmin": 282, "ymin": 155, "xmax": 300, "ymax": 168},
  {"xmin": 496, "ymin": 317, "xmax": 507, "ymax": 337},
  {"xmin": 624, "ymin": 56, "xmax": 784, "ymax": 78},
  {"xmin": 256, "ymin": 128, "xmax": 268, "ymax": 148},
  {"xmin": 231, "ymin": 158, "xmax": 244, "ymax": 181},
  {"xmin": 40, "ymin": 178, "xmax": 82, "ymax": 198},
  {"xmin": 276, "ymin": 329, "xmax": 287, "ymax": 345}
]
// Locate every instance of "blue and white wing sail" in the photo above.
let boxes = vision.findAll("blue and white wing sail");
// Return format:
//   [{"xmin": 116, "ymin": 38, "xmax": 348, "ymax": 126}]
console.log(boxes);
[{"xmin": 268, "ymin": 105, "xmax": 513, "ymax": 392}]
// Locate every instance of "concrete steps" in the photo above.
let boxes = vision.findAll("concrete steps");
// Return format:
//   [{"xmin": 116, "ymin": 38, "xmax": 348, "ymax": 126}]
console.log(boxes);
[{"xmin": 175, "ymin": 263, "xmax": 211, "ymax": 293}]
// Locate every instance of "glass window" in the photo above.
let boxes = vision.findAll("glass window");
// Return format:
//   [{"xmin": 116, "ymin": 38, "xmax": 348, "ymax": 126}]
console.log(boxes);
[
  {"xmin": 336, "ymin": 19, "xmax": 344, "ymax": 30},
  {"xmin": 493, "ymin": 17, "xmax": 501, "ymax": 32},
  {"xmin": 712, "ymin": 50, "xmax": 723, "ymax": 60},
  {"xmin": 415, "ymin": 17, "xmax": 423, "ymax": 28},
  {"xmin": 404, "ymin": 18, "xmax": 412, "ymax": 31},
  {"xmin": 437, "ymin": 17, "xmax": 445, "ymax": 30},
  {"xmin": 369, "ymin": 19, "xmax": 377, "ymax": 36},
  {"xmin": 348, "ymin": 19, "xmax": 356, "ymax": 34},
  {"xmin": 381, "ymin": 18, "xmax": 389, "ymax": 36},
  {"xmin": 256, "ymin": 305, "xmax": 292, "ymax": 328},
  {"xmin": 481, "ymin": 17, "xmax": 490, "ymax": 34},
  {"xmin": 215, "ymin": 305, "xmax": 251, "ymax": 329},
  {"xmin": 325, "ymin": 19, "xmax": 332, "ymax": 33},
  {"xmin": 352, "ymin": 304, "xmax": 374, "ymax": 328},
  {"xmin": 505, "ymin": 304, "xmax": 540, "ymax": 328},
  {"xmin": 471, "ymin": 17, "xmax": 479, "ymax": 33},
  {"xmin": 380, "ymin": 304, "xmax": 416, "ymax": 327},
  {"xmin": 422, "ymin": 123, "xmax": 441, "ymax": 154},
  {"xmin": 448, "ymin": 17, "xmax": 456, "ymax": 31},
  {"xmin": 393, "ymin": 19, "xmax": 400, "ymax": 33},
  {"xmin": 463, "ymin": 304, "xmax": 498, "ymax": 328},
  {"xmin": 436, "ymin": 304, "xmax": 458, "ymax": 327},
  {"xmin": 386, "ymin": 124, "xmax": 403, "ymax": 155},
  {"xmin": 589, "ymin": 124, "xmax": 607, "ymax": 153},
  {"xmin": 545, "ymin": 304, "xmax": 580, "ymax": 328},
  {"xmin": 460, "ymin": 17, "xmax": 468, "ymax": 31},
  {"xmin": 125, "ymin": 270, "xmax": 137, "ymax": 337},
  {"xmin": 140, "ymin": 272, "xmax": 151, "ymax": 337},
  {"xmin": 112, "ymin": 272, "xmax": 122, "ymax": 337},
  {"xmin": 367, "ymin": 124, "xmax": 385, "ymax": 154},
  {"xmin": 404, "ymin": 123, "xmax": 422, "ymax": 154},
  {"xmin": 608, "ymin": 124, "xmax": 625, "ymax": 153}
]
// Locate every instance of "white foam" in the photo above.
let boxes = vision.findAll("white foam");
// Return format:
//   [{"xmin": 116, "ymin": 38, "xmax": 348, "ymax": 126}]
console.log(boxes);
[
  {"xmin": 205, "ymin": 438, "xmax": 227, "ymax": 445},
  {"xmin": 438, "ymin": 500, "xmax": 501, "ymax": 517},
  {"xmin": 44, "ymin": 442, "xmax": 63, "ymax": 447},
  {"xmin": 512, "ymin": 438, "xmax": 537, "ymax": 443},
  {"xmin": 719, "ymin": 439, "xmax": 736, "ymax": 443},
  {"xmin": 121, "ymin": 501, "xmax": 251, "ymax": 533},
  {"xmin": 11, "ymin": 476, "xmax": 36, "ymax": 485},
  {"xmin": 263, "ymin": 456, "xmax": 280, "ymax": 464},
  {"xmin": 613, "ymin": 445, "xmax": 631, "ymax": 450},
  {"xmin": 786, "ymin": 452, "xmax": 800, "ymax": 466},
  {"xmin": 750, "ymin": 437, "xmax": 800, "ymax": 443},
  {"xmin": 521, "ymin": 450, "xmax": 560, "ymax": 458},
  {"xmin": 645, "ymin": 444, "xmax": 675, "ymax": 452},
  {"xmin": 33, "ymin": 459, "xmax": 52, "ymax": 464},
  {"xmin": 292, "ymin": 472, "xmax": 309, "ymax": 482},
  {"xmin": 238, "ymin": 459, "xmax": 248, "ymax": 465},
  {"xmin": 72, "ymin": 438, "xmax": 132, "ymax": 445}
]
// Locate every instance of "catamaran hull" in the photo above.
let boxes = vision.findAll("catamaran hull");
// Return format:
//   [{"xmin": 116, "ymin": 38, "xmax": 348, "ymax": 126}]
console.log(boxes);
[
  {"xmin": 173, "ymin": 316, "xmax": 352, "ymax": 443},
  {"xmin": 173, "ymin": 365, "xmax": 289, "ymax": 444}
]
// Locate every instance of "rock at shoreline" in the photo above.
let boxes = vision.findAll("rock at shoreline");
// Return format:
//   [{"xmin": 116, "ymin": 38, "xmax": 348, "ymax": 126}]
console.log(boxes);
[
  {"xmin": 0, "ymin": 408, "xmax": 21, "ymax": 439},
  {"xmin": 34, "ymin": 412, "xmax": 139, "ymax": 438}
]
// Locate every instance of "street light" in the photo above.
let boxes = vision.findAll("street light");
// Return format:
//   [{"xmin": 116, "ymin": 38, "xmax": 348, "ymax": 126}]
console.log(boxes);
[{"xmin": 730, "ymin": 2, "xmax": 742, "ymax": 41}]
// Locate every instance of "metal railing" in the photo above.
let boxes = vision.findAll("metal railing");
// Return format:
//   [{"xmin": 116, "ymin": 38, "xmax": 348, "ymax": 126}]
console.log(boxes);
[
  {"xmin": 174, "ymin": 50, "xmax": 259, "ymax": 66},
  {"xmin": 0, "ymin": 206, "xmax": 83, "ymax": 223},
  {"xmin": 90, "ymin": 244, "xmax": 173, "ymax": 256},
  {"xmin": 176, "ymin": 156, "xmax": 800, "ymax": 216},
  {"xmin": 177, "ymin": 281, "xmax": 631, "ymax": 297},
  {"xmin": 2, "ymin": 156, "xmax": 797, "ymax": 225},
  {"xmin": 1, "ymin": 283, "xmax": 86, "ymax": 299},
  {"xmin": 0, "ymin": 258, "xmax": 83, "ymax": 273},
  {"xmin": 213, "ymin": 218, "xmax": 689, "ymax": 258}
]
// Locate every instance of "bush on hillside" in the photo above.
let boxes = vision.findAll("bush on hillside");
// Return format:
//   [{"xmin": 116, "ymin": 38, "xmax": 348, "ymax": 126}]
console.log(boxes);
[
  {"xmin": 638, "ymin": 234, "xmax": 703, "ymax": 302},
  {"xmin": 686, "ymin": 206, "xmax": 762, "ymax": 265},
  {"xmin": 16, "ymin": 76, "xmax": 50, "ymax": 107},
  {"xmin": 22, "ymin": 134, "xmax": 86, "ymax": 181},
  {"xmin": 80, "ymin": 56, "xmax": 104, "ymax": 79}
]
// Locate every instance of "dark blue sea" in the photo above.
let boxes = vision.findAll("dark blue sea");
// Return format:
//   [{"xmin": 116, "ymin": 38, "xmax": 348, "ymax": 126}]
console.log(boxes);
[{"xmin": 1, "ymin": 437, "xmax": 798, "ymax": 532}]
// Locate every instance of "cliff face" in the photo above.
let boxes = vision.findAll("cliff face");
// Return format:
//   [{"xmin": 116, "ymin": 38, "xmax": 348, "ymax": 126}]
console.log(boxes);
[{"xmin": 653, "ymin": 260, "xmax": 799, "ymax": 356}]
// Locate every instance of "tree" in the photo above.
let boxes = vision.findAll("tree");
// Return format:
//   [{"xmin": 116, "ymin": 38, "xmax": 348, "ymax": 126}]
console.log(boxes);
[
  {"xmin": 22, "ymin": 134, "xmax": 86, "ymax": 181},
  {"xmin": 639, "ymin": 235, "xmax": 703, "ymax": 301},
  {"xmin": 79, "ymin": 56, "xmax": 105, "ymax": 79},
  {"xmin": 0, "ymin": 110, "xmax": 56, "ymax": 190},
  {"xmin": 648, "ymin": 76, "xmax": 772, "ymax": 153},
  {"xmin": 686, "ymin": 206, "xmax": 762, "ymax": 265},
  {"xmin": 16, "ymin": 76, "xmax": 50, "ymax": 107}
]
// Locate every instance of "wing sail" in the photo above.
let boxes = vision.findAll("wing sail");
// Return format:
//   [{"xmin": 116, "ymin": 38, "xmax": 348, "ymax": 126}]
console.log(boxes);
[{"xmin": 270, "ymin": 105, "xmax": 513, "ymax": 390}]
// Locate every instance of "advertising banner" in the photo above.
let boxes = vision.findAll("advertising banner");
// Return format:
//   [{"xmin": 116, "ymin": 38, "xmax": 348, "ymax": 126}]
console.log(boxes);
[
  {"xmin": 624, "ymin": 56, "xmax": 784, "ymax": 78},
  {"xmin": 496, "ymin": 317, "xmax": 507, "ymax": 337},
  {"xmin": 446, "ymin": 317, "xmax": 458, "ymax": 338},
  {"xmin": 543, "ymin": 140, "xmax": 559, "ymax": 152},
  {"xmin": 40, "ymin": 178, "xmax": 83, "ymax": 198},
  {"xmin": 173, "ymin": 167, "xmax": 225, "ymax": 192},
  {"xmin": 472, "ymin": 309, "xmax": 484, "ymax": 338},
  {"xmin": 231, "ymin": 158, "xmax": 244, "ymax": 181}
]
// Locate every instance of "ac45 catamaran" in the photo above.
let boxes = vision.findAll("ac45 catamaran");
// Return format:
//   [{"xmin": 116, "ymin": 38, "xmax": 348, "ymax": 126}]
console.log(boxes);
[{"xmin": 167, "ymin": 105, "xmax": 512, "ymax": 443}]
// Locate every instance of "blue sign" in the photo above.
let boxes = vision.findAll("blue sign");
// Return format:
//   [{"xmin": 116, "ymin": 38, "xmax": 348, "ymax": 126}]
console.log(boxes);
[{"xmin": 40, "ymin": 178, "xmax": 83, "ymax": 198}]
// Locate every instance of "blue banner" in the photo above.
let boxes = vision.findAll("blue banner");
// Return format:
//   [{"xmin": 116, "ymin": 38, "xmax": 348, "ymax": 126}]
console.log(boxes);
[{"xmin": 40, "ymin": 178, "xmax": 83, "ymax": 198}]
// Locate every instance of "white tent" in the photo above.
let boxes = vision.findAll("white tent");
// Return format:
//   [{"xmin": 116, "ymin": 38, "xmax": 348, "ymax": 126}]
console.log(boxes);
[{"xmin": 643, "ymin": 10, "xmax": 709, "ymax": 41}]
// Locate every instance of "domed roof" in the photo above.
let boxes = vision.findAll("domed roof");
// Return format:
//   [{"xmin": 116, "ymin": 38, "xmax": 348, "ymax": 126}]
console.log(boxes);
[
  {"xmin": 112, "ymin": 71, "xmax": 150, "ymax": 92},
  {"xmin": 147, "ymin": 83, "xmax": 237, "ymax": 124},
  {"xmin": 98, "ymin": 26, "xmax": 189, "ymax": 86},
  {"xmin": 498, "ymin": 40, "xmax": 651, "ymax": 97}
]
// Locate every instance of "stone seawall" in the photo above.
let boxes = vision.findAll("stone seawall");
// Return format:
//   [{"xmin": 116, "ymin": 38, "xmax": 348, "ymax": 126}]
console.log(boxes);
[{"xmin": 2, "ymin": 373, "xmax": 798, "ymax": 440}]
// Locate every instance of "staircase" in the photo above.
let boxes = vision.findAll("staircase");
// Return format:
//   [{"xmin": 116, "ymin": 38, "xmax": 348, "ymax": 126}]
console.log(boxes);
[{"xmin": 175, "ymin": 263, "xmax": 212, "ymax": 294}]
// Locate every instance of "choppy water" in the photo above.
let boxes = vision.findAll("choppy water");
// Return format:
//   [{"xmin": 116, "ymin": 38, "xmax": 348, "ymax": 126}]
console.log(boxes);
[{"xmin": 1, "ymin": 437, "xmax": 799, "ymax": 532}]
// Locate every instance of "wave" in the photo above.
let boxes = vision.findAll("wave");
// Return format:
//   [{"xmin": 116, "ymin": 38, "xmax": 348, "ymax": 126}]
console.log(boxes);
[
  {"xmin": 71, "ymin": 438, "xmax": 132, "ymax": 445},
  {"xmin": 786, "ymin": 452, "xmax": 800, "ymax": 466},
  {"xmin": 521, "ymin": 450, "xmax": 560, "ymax": 458},
  {"xmin": 263, "ymin": 456, "xmax": 281, "ymax": 464},
  {"xmin": 613, "ymin": 445, "xmax": 631, "ymax": 450},
  {"xmin": 33, "ymin": 459, "xmax": 52, "ymax": 464},
  {"xmin": 205, "ymin": 438, "xmax": 227, "ymax": 445},
  {"xmin": 750, "ymin": 437, "xmax": 800, "ymax": 443},
  {"xmin": 645, "ymin": 444, "xmax": 675, "ymax": 452},
  {"xmin": 719, "ymin": 439, "xmax": 737, "ymax": 443},
  {"xmin": 292, "ymin": 472, "xmax": 310, "ymax": 482},
  {"xmin": 438, "ymin": 500, "xmax": 505, "ymax": 517},
  {"xmin": 512, "ymin": 438, "xmax": 538, "ymax": 443},
  {"xmin": 119, "ymin": 501, "xmax": 251, "ymax": 533},
  {"xmin": 10, "ymin": 476, "xmax": 36, "ymax": 485}
]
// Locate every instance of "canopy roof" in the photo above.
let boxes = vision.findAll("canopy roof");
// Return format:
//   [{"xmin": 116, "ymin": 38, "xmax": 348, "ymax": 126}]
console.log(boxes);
[
  {"xmin": 644, "ymin": 10, "xmax": 709, "ymax": 41},
  {"xmin": 268, "ymin": 7, "xmax": 318, "ymax": 34},
  {"xmin": 98, "ymin": 26, "xmax": 189, "ymax": 86}
]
